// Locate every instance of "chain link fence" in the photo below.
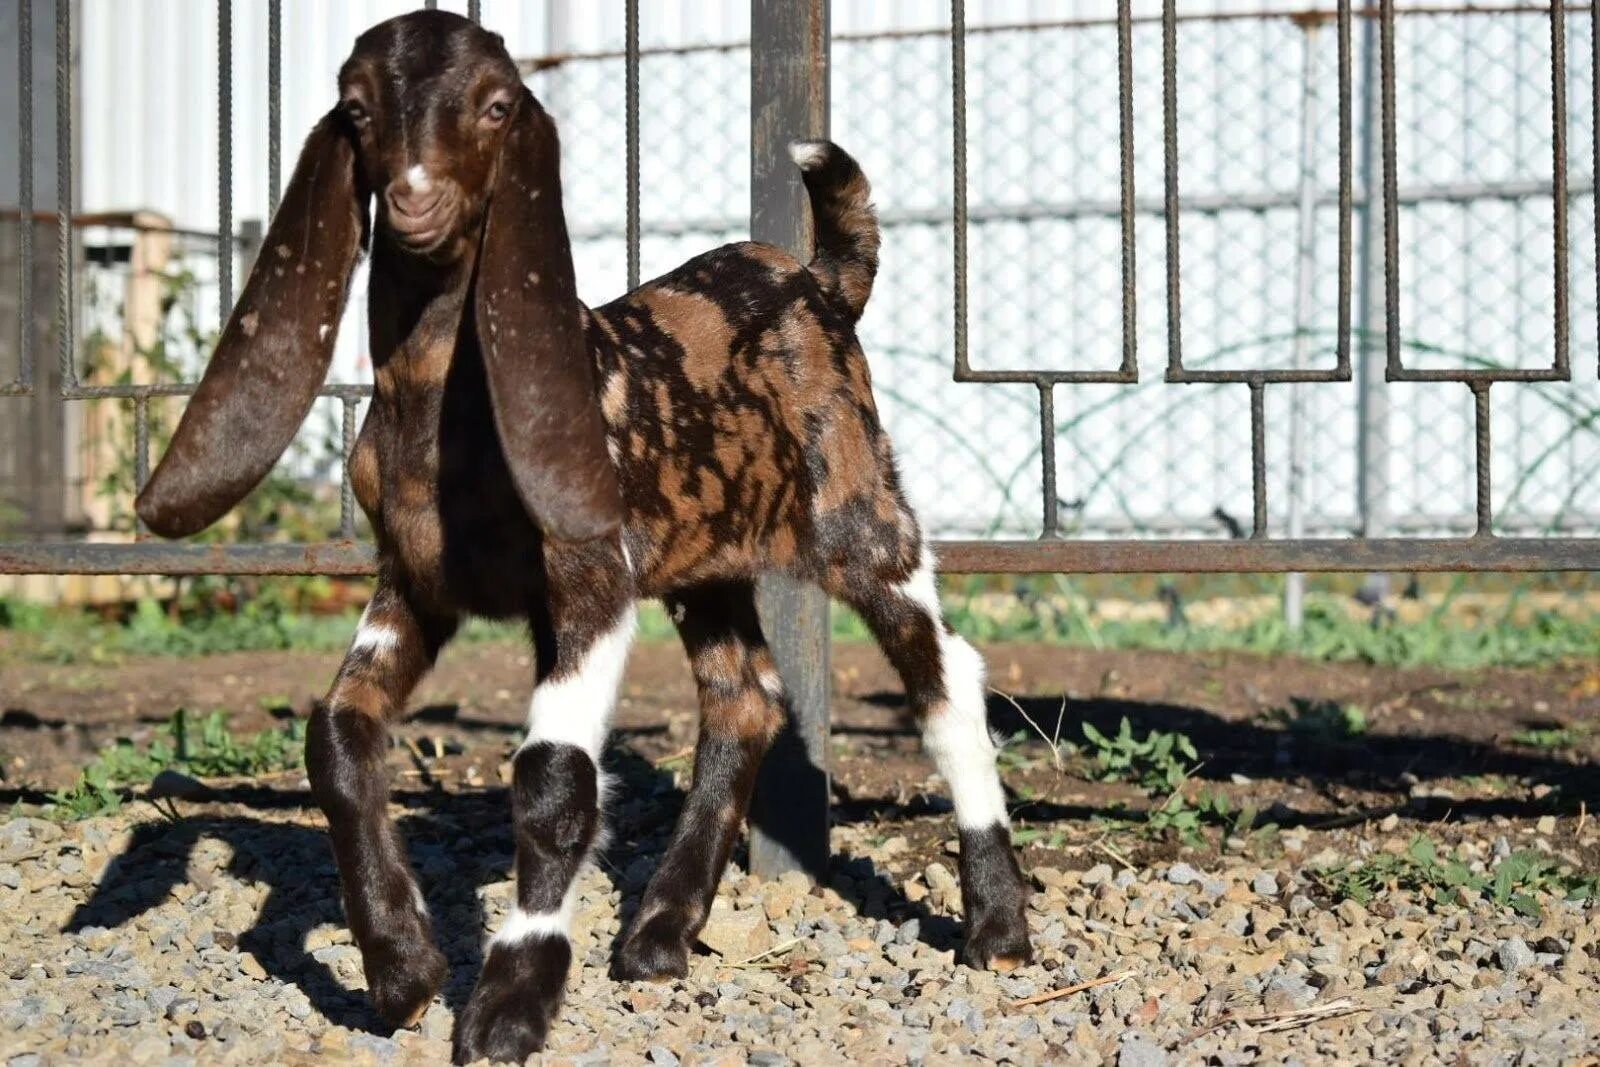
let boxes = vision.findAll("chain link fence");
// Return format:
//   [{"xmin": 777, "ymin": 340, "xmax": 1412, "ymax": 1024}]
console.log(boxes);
[
  {"xmin": 532, "ymin": 6, "xmax": 1599, "ymax": 547},
  {"xmin": 2, "ymin": 4, "xmax": 1598, "ymax": 592}
]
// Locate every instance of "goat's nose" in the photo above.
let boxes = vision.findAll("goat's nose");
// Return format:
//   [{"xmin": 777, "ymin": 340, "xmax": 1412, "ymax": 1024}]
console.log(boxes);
[{"xmin": 387, "ymin": 168, "xmax": 444, "ymax": 219}]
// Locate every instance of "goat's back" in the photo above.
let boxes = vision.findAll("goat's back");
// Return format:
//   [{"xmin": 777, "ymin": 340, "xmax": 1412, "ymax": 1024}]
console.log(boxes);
[{"xmin": 588, "ymin": 240, "xmax": 912, "ymax": 597}]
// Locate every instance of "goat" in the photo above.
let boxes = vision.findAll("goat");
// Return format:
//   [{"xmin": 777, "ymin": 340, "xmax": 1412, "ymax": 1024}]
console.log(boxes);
[{"xmin": 134, "ymin": 11, "xmax": 1030, "ymax": 1063}]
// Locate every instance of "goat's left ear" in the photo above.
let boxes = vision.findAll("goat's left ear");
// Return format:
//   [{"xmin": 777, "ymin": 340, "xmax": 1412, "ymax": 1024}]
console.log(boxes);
[{"xmin": 476, "ymin": 88, "xmax": 621, "ymax": 543}]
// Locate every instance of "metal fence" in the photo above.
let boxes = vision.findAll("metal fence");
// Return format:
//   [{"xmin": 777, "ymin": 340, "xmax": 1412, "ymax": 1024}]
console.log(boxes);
[{"xmin": 2, "ymin": 0, "xmax": 1599, "ymax": 574}]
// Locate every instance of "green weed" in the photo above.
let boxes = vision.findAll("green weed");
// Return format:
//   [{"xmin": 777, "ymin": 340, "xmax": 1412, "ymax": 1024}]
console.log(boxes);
[
  {"xmin": 1509, "ymin": 726, "xmax": 1588, "ymax": 751},
  {"xmin": 1080, "ymin": 717, "xmax": 1199, "ymax": 792},
  {"xmin": 1271, "ymin": 698, "xmax": 1368, "ymax": 743},
  {"xmin": 1311, "ymin": 835, "xmax": 1600, "ymax": 918},
  {"xmin": 46, "ymin": 709, "xmax": 305, "ymax": 820}
]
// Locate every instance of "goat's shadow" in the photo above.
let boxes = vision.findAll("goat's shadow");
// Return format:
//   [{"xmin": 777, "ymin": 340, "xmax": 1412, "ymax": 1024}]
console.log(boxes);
[
  {"xmin": 58, "ymin": 735, "xmax": 958, "ymax": 1037},
  {"xmin": 56, "ymin": 685, "xmax": 1597, "ymax": 1035}
]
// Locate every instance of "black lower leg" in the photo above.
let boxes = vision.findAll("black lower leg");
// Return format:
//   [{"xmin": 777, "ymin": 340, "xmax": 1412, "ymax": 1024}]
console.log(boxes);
[{"xmin": 453, "ymin": 742, "xmax": 600, "ymax": 1063}]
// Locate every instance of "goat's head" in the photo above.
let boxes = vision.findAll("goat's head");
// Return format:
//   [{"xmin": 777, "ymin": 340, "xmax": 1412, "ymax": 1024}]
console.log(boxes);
[
  {"xmin": 340, "ymin": 12, "xmax": 521, "ymax": 261},
  {"xmin": 135, "ymin": 9, "xmax": 622, "ymax": 544}
]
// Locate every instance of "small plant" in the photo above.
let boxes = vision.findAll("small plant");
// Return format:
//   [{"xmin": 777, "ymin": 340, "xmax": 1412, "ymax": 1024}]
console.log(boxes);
[
  {"xmin": 1509, "ymin": 725, "xmax": 1587, "ymax": 751},
  {"xmin": 1271, "ymin": 697, "xmax": 1368, "ymax": 743},
  {"xmin": 46, "ymin": 709, "xmax": 305, "ymax": 820},
  {"xmin": 1311, "ymin": 834, "xmax": 1600, "ymax": 918},
  {"xmin": 1080, "ymin": 717, "xmax": 1199, "ymax": 792}
]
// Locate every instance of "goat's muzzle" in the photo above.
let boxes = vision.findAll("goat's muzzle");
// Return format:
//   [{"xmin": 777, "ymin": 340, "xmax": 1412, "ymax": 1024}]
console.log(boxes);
[{"xmin": 384, "ymin": 176, "xmax": 460, "ymax": 253}]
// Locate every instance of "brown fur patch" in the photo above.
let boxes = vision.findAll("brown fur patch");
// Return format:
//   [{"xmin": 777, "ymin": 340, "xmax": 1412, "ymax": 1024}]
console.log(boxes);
[{"xmin": 637, "ymin": 287, "xmax": 734, "ymax": 393}]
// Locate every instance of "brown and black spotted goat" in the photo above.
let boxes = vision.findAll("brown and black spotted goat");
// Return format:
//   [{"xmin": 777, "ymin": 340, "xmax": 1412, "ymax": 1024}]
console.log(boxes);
[{"xmin": 134, "ymin": 10, "xmax": 1030, "ymax": 1063}]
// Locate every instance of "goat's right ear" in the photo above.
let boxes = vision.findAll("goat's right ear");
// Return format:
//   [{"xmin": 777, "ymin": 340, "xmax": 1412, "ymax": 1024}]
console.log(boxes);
[{"xmin": 136, "ymin": 109, "xmax": 368, "ymax": 538}]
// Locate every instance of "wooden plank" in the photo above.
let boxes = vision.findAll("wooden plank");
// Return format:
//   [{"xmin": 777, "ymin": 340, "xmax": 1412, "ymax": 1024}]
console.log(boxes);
[{"xmin": 747, "ymin": 0, "xmax": 832, "ymax": 881}]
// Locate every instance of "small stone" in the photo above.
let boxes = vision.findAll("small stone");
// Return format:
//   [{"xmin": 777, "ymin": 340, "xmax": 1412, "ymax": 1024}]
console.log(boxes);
[
  {"xmin": 698, "ymin": 902, "xmax": 774, "ymax": 960},
  {"xmin": 1119, "ymin": 1033, "xmax": 1168, "ymax": 1067},
  {"xmin": 185, "ymin": 1020, "xmax": 207, "ymax": 1040},
  {"xmin": 1497, "ymin": 937, "xmax": 1536, "ymax": 971},
  {"xmin": 1166, "ymin": 863, "xmax": 1201, "ymax": 886},
  {"xmin": 1082, "ymin": 863, "xmax": 1114, "ymax": 887},
  {"xmin": 1536, "ymin": 815, "xmax": 1557, "ymax": 835},
  {"xmin": 648, "ymin": 1048, "xmax": 680, "ymax": 1066},
  {"xmin": 1252, "ymin": 872, "xmax": 1279, "ymax": 897}
]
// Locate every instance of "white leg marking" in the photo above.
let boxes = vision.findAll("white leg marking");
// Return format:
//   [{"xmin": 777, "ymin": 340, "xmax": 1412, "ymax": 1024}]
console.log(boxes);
[
  {"xmin": 405, "ymin": 164, "xmax": 432, "ymax": 194},
  {"xmin": 490, "ymin": 885, "xmax": 578, "ymax": 947},
  {"xmin": 349, "ymin": 600, "xmax": 399, "ymax": 657},
  {"xmin": 898, "ymin": 548, "xmax": 1009, "ymax": 831},
  {"xmin": 522, "ymin": 604, "xmax": 638, "ymax": 763}
]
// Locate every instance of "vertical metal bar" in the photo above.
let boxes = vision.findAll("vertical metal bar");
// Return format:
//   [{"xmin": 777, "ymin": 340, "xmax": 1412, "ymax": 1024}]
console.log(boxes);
[
  {"xmin": 1250, "ymin": 381, "xmax": 1267, "ymax": 538},
  {"xmin": 1162, "ymin": 0, "xmax": 1183, "ymax": 377},
  {"xmin": 1118, "ymin": 0, "xmax": 1137, "ymax": 376},
  {"xmin": 951, "ymin": 0, "xmax": 968, "ymax": 375},
  {"xmin": 748, "ymin": 0, "xmax": 831, "ymax": 882},
  {"xmin": 1285, "ymin": 18, "xmax": 1324, "ymax": 627},
  {"xmin": 1550, "ymin": 0, "xmax": 1571, "ymax": 378},
  {"xmin": 133, "ymin": 395, "xmax": 150, "ymax": 535},
  {"xmin": 55, "ymin": 0, "xmax": 73, "ymax": 390},
  {"xmin": 341, "ymin": 397, "xmax": 358, "ymax": 538},
  {"xmin": 1472, "ymin": 382, "xmax": 1493, "ymax": 536},
  {"xmin": 267, "ymin": 0, "xmax": 280, "ymax": 219},
  {"xmin": 424, "ymin": 0, "xmax": 437, "ymax": 9},
  {"xmin": 1356, "ymin": 2, "xmax": 1390, "ymax": 540},
  {"xmin": 1378, "ymin": 0, "xmax": 1400, "ymax": 377},
  {"xmin": 625, "ymin": 0, "xmax": 641, "ymax": 290},
  {"xmin": 218, "ymin": 0, "xmax": 233, "ymax": 318},
  {"xmin": 1335, "ymin": 0, "xmax": 1352, "ymax": 376},
  {"xmin": 17, "ymin": 0, "xmax": 33, "ymax": 390},
  {"xmin": 1038, "ymin": 383, "xmax": 1058, "ymax": 537},
  {"xmin": 468, "ymin": 0, "xmax": 481, "ymax": 23}
]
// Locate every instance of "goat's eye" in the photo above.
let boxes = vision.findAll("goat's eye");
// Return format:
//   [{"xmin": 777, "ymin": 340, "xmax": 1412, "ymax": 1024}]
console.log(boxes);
[
  {"xmin": 343, "ymin": 99, "xmax": 369, "ymax": 126},
  {"xmin": 485, "ymin": 100, "xmax": 511, "ymax": 124}
]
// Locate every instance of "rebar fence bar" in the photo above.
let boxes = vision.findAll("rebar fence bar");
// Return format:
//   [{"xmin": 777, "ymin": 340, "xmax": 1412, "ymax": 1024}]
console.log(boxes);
[{"xmin": 3, "ymin": 1, "xmax": 1599, "ymax": 574}]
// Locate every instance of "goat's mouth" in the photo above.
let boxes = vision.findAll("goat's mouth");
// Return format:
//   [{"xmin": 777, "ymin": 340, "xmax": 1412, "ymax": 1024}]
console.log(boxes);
[{"xmin": 385, "ymin": 214, "xmax": 458, "ymax": 255}]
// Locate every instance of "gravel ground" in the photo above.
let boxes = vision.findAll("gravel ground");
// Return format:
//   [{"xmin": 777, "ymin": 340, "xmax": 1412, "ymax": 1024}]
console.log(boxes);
[
  {"xmin": 3, "ymin": 640, "xmax": 1599, "ymax": 1064},
  {"xmin": 2, "ymin": 798, "xmax": 1598, "ymax": 1065}
]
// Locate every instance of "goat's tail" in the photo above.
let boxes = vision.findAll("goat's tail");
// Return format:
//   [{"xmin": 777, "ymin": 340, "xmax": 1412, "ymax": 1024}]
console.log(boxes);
[{"xmin": 789, "ymin": 140, "xmax": 879, "ymax": 324}]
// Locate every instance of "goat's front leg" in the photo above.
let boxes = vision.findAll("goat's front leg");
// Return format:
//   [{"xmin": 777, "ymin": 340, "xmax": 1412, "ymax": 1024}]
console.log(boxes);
[
  {"xmin": 306, "ymin": 580, "xmax": 457, "ymax": 1026},
  {"xmin": 454, "ymin": 537, "xmax": 636, "ymax": 1065},
  {"xmin": 612, "ymin": 579, "xmax": 782, "ymax": 980}
]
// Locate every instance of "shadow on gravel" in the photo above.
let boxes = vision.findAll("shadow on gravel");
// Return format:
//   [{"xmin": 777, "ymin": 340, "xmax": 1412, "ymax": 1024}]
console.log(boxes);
[
  {"xmin": 857, "ymin": 689, "xmax": 1598, "ymax": 820},
  {"xmin": 60, "ymin": 803, "xmax": 506, "ymax": 1033},
  {"xmin": 56, "ymin": 731, "xmax": 973, "ymax": 1033}
]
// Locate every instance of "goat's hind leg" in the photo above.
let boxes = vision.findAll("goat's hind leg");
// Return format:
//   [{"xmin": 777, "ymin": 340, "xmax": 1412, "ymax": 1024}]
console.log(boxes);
[
  {"xmin": 454, "ymin": 538, "xmax": 636, "ymax": 1065},
  {"xmin": 828, "ymin": 544, "xmax": 1032, "ymax": 969},
  {"xmin": 612, "ymin": 579, "xmax": 783, "ymax": 980},
  {"xmin": 306, "ymin": 581, "xmax": 456, "ymax": 1026}
]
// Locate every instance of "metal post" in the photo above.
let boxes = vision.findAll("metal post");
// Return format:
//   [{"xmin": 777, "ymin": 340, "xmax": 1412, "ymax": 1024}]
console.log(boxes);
[
  {"xmin": 1285, "ymin": 16, "xmax": 1324, "ymax": 627},
  {"xmin": 748, "ymin": 0, "xmax": 831, "ymax": 881},
  {"xmin": 1354, "ymin": 8, "xmax": 1391, "ymax": 601}
]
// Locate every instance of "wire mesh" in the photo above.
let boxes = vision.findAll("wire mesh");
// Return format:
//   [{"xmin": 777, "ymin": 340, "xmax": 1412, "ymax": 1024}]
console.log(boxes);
[{"xmin": 2, "ymin": 2, "xmax": 1599, "ymax": 574}]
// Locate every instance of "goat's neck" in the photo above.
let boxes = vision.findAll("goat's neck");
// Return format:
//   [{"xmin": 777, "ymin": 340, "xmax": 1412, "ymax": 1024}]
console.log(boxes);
[{"xmin": 367, "ymin": 241, "xmax": 478, "ymax": 392}]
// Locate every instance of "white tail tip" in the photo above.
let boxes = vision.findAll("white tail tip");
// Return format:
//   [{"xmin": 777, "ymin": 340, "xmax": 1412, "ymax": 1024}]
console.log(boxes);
[{"xmin": 788, "ymin": 140, "xmax": 829, "ymax": 171}]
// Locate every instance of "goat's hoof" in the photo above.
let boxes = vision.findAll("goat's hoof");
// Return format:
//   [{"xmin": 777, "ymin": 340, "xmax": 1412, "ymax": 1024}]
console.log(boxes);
[
  {"xmin": 453, "ymin": 935, "xmax": 571, "ymax": 1065},
  {"xmin": 363, "ymin": 935, "xmax": 447, "ymax": 1028},
  {"xmin": 955, "ymin": 823, "xmax": 1033, "ymax": 971},
  {"xmin": 611, "ymin": 915, "xmax": 692, "ymax": 981},
  {"xmin": 960, "ymin": 908, "xmax": 1033, "ymax": 971}
]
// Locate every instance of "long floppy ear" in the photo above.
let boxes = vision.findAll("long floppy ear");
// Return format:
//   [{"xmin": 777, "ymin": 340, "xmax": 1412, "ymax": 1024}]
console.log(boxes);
[
  {"xmin": 135, "ymin": 109, "xmax": 368, "ymax": 538},
  {"xmin": 475, "ymin": 88, "xmax": 622, "ymax": 543}
]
